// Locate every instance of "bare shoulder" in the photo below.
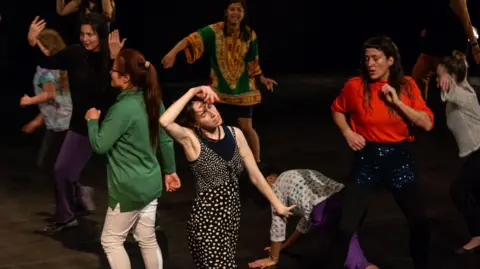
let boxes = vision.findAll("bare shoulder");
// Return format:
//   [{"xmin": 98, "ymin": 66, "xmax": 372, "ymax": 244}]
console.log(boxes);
[{"xmin": 231, "ymin": 126, "xmax": 245, "ymax": 140}]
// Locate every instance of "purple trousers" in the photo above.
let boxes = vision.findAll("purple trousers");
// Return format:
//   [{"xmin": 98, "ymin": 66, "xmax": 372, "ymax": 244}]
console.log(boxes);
[
  {"xmin": 311, "ymin": 194, "xmax": 370, "ymax": 269},
  {"xmin": 54, "ymin": 131, "xmax": 93, "ymax": 223}
]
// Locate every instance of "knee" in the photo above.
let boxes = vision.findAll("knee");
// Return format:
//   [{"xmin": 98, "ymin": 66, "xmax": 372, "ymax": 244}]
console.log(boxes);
[
  {"xmin": 54, "ymin": 159, "xmax": 71, "ymax": 181},
  {"xmin": 101, "ymin": 231, "xmax": 126, "ymax": 252},
  {"xmin": 134, "ymin": 228, "xmax": 157, "ymax": 248}
]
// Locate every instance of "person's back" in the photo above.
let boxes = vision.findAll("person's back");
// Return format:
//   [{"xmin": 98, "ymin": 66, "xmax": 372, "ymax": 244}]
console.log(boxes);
[
  {"xmin": 272, "ymin": 169, "xmax": 344, "ymax": 217},
  {"xmin": 33, "ymin": 66, "xmax": 72, "ymax": 131},
  {"xmin": 90, "ymin": 89, "xmax": 165, "ymax": 210}
]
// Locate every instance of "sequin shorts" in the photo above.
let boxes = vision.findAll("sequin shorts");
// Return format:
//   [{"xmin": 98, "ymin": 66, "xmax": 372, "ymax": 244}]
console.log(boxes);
[{"xmin": 352, "ymin": 140, "xmax": 417, "ymax": 190}]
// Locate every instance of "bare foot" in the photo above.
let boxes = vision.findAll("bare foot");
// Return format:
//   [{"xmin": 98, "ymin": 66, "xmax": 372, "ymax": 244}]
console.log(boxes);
[
  {"xmin": 366, "ymin": 265, "xmax": 379, "ymax": 269},
  {"xmin": 463, "ymin": 236, "xmax": 480, "ymax": 250}
]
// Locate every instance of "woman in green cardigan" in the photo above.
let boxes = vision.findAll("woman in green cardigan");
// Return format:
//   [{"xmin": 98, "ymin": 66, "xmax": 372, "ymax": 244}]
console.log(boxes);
[{"xmin": 85, "ymin": 46, "xmax": 180, "ymax": 269}]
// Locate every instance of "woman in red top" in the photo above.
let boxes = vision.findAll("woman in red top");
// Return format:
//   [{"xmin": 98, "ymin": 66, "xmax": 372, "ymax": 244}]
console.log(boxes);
[{"xmin": 328, "ymin": 36, "xmax": 434, "ymax": 269}]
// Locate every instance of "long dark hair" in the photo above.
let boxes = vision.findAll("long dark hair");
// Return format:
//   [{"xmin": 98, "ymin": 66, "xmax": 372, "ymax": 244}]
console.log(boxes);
[
  {"xmin": 360, "ymin": 36, "xmax": 412, "ymax": 111},
  {"xmin": 79, "ymin": 12, "xmax": 110, "ymax": 92},
  {"xmin": 116, "ymin": 49, "xmax": 162, "ymax": 148},
  {"xmin": 223, "ymin": 0, "xmax": 250, "ymax": 42}
]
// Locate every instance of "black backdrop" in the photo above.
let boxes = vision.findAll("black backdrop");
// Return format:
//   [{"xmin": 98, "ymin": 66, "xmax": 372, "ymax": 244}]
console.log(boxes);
[{"xmin": 1, "ymin": 0, "xmax": 479, "ymax": 137}]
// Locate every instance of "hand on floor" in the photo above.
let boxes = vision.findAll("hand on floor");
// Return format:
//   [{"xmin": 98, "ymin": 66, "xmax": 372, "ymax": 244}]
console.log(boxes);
[{"xmin": 248, "ymin": 257, "xmax": 276, "ymax": 268}]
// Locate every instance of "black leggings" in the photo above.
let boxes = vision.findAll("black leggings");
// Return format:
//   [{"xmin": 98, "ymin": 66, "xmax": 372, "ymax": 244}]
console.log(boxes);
[
  {"xmin": 327, "ymin": 142, "xmax": 430, "ymax": 269},
  {"xmin": 450, "ymin": 150, "xmax": 480, "ymax": 237}
]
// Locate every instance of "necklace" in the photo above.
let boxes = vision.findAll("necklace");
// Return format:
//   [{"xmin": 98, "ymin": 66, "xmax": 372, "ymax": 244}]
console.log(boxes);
[{"xmin": 200, "ymin": 126, "xmax": 221, "ymax": 143}]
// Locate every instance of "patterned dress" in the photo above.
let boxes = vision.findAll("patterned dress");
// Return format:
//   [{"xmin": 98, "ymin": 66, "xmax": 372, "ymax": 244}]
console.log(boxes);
[
  {"xmin": 184, "ymin": 22, "xmax": 263, "ymax": 106},
  {"xmin": 186, "ymin": 126, "xmax": 245, "ymax": 268}
]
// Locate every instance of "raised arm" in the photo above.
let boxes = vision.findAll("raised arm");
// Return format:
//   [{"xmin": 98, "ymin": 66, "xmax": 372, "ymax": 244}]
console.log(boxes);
[
  {"xmin": 159, "ymin": 87, "xmax": 212, "ymax": 160},
  {"xmin": 450, "ymin": 0, "xmax": 477, "ymax": 45},
  {"xmin": 102, "ymin": 0, "xmax": 115, "ymax": 21},
  {"xmin": 56, "ymin": 0, "xmax": 80, "ymax": 16},
  {"xmin": 162, "ymin": 24, "xmax": 215, "ymax": 68},
  {"xmin": 157, "ymin": 102, "xmax": 176, "ymax": 174},
  {"xmin": 440, "ymin": 75, "xmax": 478, "ymax": 108},
  {"xmin": 159, "ymin": 88, "xmax": 198, "ymax": 145},
  {"xmin": 28, "ymin": 17, "xmax": 71, "ymax": 70},
  {"xmin": 450, "ymin": 0, "xmax": 480, "ymax": 63}
]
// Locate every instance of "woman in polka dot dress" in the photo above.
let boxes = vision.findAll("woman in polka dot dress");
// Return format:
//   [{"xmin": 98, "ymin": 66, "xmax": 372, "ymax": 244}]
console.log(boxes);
[{"xmin": 159, "ymin": 85, "xmax": 295, "ymax": 268}]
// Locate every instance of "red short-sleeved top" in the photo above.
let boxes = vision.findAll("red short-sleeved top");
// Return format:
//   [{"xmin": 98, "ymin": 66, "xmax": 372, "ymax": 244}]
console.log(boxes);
[{"xmin": 331, "ymin": 76, "xmax": 434, "ymax": 143}]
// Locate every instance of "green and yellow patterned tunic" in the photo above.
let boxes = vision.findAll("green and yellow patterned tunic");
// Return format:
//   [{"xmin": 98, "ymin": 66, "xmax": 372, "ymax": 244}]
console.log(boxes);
[{"xmin": 185, "ymin": 22, "xmax": 263, "ymax": 106}]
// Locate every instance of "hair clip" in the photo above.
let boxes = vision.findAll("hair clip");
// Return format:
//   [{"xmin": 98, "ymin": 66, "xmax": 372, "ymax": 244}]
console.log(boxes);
[{"xmin": 145, "ymin": 61, "xmax": 150, "ymax": 68}]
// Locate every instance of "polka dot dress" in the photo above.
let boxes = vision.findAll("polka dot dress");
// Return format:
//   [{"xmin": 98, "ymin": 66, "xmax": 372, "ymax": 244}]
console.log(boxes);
[{"xmin": 187, "ymin": 127, "xmax": 244, "ymax": 268}]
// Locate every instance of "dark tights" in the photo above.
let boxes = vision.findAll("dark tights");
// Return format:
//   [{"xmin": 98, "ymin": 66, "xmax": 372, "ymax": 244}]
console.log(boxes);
[
  {"xmin": 327, "ymin": 182, "xmax": 430, "ymax": 269},
  {"xmin": 450, "ymin": 150, "xmax": 480, "ymax": 238}
]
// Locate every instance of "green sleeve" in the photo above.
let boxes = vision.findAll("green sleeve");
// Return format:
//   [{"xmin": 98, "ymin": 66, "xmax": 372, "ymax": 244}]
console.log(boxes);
[
  {"xmin": 198, "ymin": 25, "xmax": 216, "ymax": 54},
  {"xmin": 87, "ymin": 102, "xmax": 132, "ymax": 154},
  {"xmin": 157, "ymin": 102, "xmax": 176, "ymax": 174},
  {"xmin": 246, "ymin": 32, "xmax": 260, "ymax": 62},
  {"xmin": 246, "ymin": 30, "xmax": 262, "ymax": 76}
]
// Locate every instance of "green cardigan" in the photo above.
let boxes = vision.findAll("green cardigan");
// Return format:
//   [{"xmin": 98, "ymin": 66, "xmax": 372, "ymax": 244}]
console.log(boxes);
[{"xmin": 87, "ymin": 89, "xmax": 176, "ymax": 211}]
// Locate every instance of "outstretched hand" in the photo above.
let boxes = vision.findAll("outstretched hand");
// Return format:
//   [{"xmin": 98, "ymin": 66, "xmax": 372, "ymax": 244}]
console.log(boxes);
[
  {"xmin": 20, "ymin": 94, "xmax": 32, "ymax": 107},
  {"xmin": 161, "ymin": 52, "xmax": 176, "ymax": 69},
  {"xmin": 260, "ymin": 76, "xmax": 278, "ymax": 92},
  {"xmin": 109, "ymin": 30, "xmax": 126, "ymax": 59},
  {"xmin": 274, "ymin": 204, "xmax": 296, "ymax": 218},
  {"xmin": 248, "ymin": 258, "xmax": 276, "ymax": 268},
  {"xmin": 28, "ymin": 16, "xmax": 46, "ymax": 43}
]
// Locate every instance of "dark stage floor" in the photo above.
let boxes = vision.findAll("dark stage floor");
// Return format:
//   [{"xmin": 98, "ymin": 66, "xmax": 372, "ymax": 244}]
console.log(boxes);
[{"xmin": 2, "ymin": 74, "xmax": 480, "ymax": 269}]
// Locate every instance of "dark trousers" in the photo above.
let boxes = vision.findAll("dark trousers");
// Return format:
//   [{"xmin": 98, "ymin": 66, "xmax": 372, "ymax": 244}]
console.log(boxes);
[
  {"xmin": 327, "ymin": 141, "xmax": 430, "ymax": 269},
  {"xmin": 54, "ymin": 131, "xmax": 93, "ymax": 223},
  {"xmin": 450, "ymin": 150, "xmax": 480, "ymax": 237},
  {"xmin": 36, "ymin": 129, "xmax": 68, "ymax": 174}
]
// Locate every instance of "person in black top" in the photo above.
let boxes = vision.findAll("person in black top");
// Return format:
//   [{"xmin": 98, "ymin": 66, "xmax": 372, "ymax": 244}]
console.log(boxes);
[
  {"xmin": 412, "ymin": 0, "xmax": 480, "ymax": 98},
  {"xmin": 27, "ymin": 13, "xmax": 125, "ymax": 233},
  {"xmin": 56, "ymin": 0, "xmax": 115, "ymax": 23}
]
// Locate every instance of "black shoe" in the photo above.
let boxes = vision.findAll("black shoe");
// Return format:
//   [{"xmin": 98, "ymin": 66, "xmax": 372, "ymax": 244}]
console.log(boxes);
[
  {"xmin": 43, "ymin": 219, "xmax": 79, "ymax": 234},
  {"xmin": 455, "ymin": 246, "xmax": 479, "ymax": 255}
]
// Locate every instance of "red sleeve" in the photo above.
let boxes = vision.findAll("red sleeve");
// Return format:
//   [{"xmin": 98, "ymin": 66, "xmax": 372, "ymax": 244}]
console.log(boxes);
[
  {"xmin": 331, "ymin": 80, "xmax": 352, "ymax": 113},
  {"xmin": 406, "ymin": 77, "xmax": 434, "ymax": 123}
]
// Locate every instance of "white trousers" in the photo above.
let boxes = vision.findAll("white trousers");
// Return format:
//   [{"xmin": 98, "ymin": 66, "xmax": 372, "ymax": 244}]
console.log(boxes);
[{"xmin": 101, "ymin": 199, "xmax": 162, "ymax": 269}]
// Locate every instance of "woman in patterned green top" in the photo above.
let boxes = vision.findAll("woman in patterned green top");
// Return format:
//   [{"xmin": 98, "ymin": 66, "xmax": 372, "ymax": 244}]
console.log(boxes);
[
  {"xmin": 161, "ymin": 0, "xmax": 276, "ymax": 164},
  {"xmin": 86, "ymin": 48, "xmax": 180, "ymax": 269}
]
